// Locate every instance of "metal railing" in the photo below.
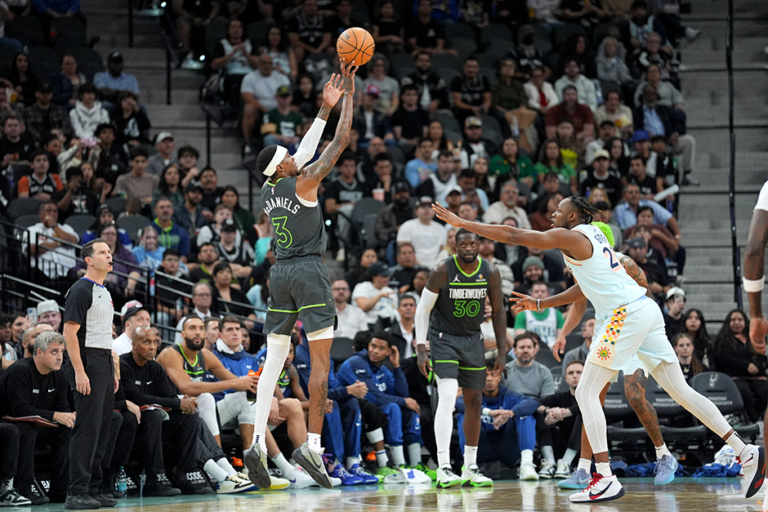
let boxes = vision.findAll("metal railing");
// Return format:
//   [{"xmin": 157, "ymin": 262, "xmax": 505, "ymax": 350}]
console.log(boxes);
[{"xmin": 726, "ymin": 0, "xmax": 743, "ymax": 310}]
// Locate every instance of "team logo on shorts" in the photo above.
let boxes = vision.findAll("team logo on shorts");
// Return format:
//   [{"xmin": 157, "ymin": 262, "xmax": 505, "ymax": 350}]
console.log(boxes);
[
  {"xmin": 597, "ymin": 347, "xmax": 612, "ymax": 361},
  {"xmin": 600, "ymin": 305, "xmax": 627, "ymax": 346}
]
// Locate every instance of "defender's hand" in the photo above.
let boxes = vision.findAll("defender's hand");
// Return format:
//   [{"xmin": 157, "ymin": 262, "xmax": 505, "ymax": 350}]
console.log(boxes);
[
  {"xmin": 509, "ymin": 291, "xmax": 536, "ymax": 314},
  {"xmin": 432, "ymin": 201, "xmax": 463, "ymax": 228}
]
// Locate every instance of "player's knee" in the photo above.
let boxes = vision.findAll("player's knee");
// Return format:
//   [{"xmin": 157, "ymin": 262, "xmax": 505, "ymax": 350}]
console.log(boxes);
[{"xmin": 281, "ymin": 398, "xmax": 303, "ymax": 416}]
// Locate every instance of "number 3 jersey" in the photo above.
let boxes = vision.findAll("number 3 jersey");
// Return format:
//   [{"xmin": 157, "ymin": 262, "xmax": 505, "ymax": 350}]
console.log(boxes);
[
  {"xmin": 261, "ymin": 176, "xmax": 326, "ymax": 259},
  {"xmin": 430, "ymin": 255, "xmax": 493, "ymax": 337},
  {"xmin": 562, "ymin": 224, "xmax": 645, "ymax": 319}
]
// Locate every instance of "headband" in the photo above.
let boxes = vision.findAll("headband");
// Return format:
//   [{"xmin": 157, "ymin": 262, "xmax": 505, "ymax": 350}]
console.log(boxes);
[{"xmin": 263, "ymin": 145, "xmax": 288, "ymax": 177}]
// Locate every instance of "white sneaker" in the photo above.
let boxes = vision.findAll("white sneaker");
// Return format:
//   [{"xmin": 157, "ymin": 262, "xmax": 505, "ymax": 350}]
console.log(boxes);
[
  {"xmin": 555, "ymin": 460, "xmax": 572, "ymax": 479},
  {"xmin": 286, "ymin": 468, "xmax": 319, "ymax": 488},
  {"xmin": 460, "ymin": 465, "xmax": 493, "ymax": 487},
  {"xmin": 519, "ymin": 462, "xmax": 539, "ymax": 481},
  {"xmin": 737, "ymin": 444, "xmax": 765, "ymax": 498},
  {"xmin": 217, "ymin": 473, "xmax": 256, "ymax": 493},
  {"xmin": 538, "ymin": 459, "xmax": 556, "ymax": 479},
  {"xmin": 569, "ymin": 474, "xmax": 625, "ymax": 503},
  {"xmin": 436, "ymin": 466, "xmax": 462, "ymax": 488}
]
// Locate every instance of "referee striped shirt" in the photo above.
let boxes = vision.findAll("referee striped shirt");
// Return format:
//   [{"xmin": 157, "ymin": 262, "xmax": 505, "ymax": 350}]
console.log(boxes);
[{"xmin": 63, "ymin": 278, "xmax": 114, "ymax": 350}]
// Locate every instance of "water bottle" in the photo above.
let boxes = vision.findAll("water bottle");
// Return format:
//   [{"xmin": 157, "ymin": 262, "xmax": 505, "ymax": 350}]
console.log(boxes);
[
  {"xmin": 117, "ymin": 466, "xmax": 128, "ymax": 496},
  {"xmin": 246, "ymin": 369, "xmax": 259, "ymax": 402}
]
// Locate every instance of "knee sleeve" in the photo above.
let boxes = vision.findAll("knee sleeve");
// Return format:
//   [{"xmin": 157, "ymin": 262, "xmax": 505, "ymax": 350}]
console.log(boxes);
[
  {"xmin": 197, "ymin": 393, "xmax": 220, "ymax": 436},
  {"xmin": 252, "ymin": 334, "xmax": 291, "ymax": 440},
  {"xmin": 435, "ymin": 378, "xmax": 458, "ymax": 454}
]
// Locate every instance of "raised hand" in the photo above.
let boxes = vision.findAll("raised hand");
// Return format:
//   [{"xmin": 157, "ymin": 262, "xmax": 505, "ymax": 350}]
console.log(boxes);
[
  {"xmin": 432, "ymin": 201, "xmax": 463, "ymax": 227},
  {"xmin": 509, "ymin": 290, "xmax": 537, "ymax": 314},
  {"xmin": 321, "ymin": 72, "xmax": 345, "ymax": 110},
  {"xmin": 338, "ymin": 58, "xmax": 358, "ymax": 94}
]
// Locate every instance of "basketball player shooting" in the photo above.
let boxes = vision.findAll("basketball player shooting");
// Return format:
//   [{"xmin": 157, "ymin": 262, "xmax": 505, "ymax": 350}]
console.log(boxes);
[
  {"xmin": 245, "ymin": 59, "xmax": 357, "ymax": 490},
  {"xmin": 433, "ymin": 197, "xmax": 765, "ymax": 503}
]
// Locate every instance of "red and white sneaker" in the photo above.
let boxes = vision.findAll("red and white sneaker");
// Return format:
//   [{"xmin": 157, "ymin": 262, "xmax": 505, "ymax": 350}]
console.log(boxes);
[
  {"xmin": 737, "ymin": 445, "xmax": 765, "ymax": 498},
  {"xmin": 568, "ymin": 473, "xmax": 625, "ymax": 503}
]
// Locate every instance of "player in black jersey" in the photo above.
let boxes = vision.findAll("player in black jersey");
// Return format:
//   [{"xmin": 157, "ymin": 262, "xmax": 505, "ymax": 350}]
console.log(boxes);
[
  {"xmin": 414, "ymin": 229, "xmax": 508, "ymax": 488},
  {"xmin": 247, "ymin": 60, "xmax": 357, "ymax": 490}
]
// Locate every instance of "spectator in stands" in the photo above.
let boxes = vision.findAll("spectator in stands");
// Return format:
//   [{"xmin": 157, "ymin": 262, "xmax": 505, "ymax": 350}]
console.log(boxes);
[
  {"xmin": 0, "ymin": 115, "xmax": 33, "ymax": 168},
  {"xmin": 458, "ymin": 116, "xmax": 496, "ymax": 171},
  {"xmin": 151, "ymin": 196, "xmax": 191, "ymax": 259},
  {"xmin": 663, "ymin": 286, "xmax": 686, "ymax": 339},
  {"xmin": 174, "ymin": 0, "xmax": 219, "ymax": 66},
  {"xmin": 626, "ymin": 237, "xmax": 669, "ymax": 298},
  {"xmin": 287, "ymin": 0, "xmax": 332, "ymax": 63},
  {"xmin": 579, "ymin": 149, "xmax": 623, "ymax": 206},
  {"xmin": 49, "ymin": 54, "xmax": 85, "ymax": 108},
  {"xmin": 513, "ymin": 252, "xmax": 565, "ymax": 295},
  {"xmin": 403, "ymin": 138, "xmax": 435, "ymax": 188},
  {"xmin": 614, "ymin": 183, "xmax": 681, "ymax": 235},
  {"xmin": 199, "ymin": 166, "xmax": 223, "ymax": 211},
  {"xmin": 401, "ymin": 52, "xmax": 450, "ymax": 113},
  {"xmin": 352, "ymin": 84, "xmax": 395, "ymax": 146},
  {"xmin": 177, "ymin": 145, "xmax": 201, "ymax": 185},
  {"xmin": 562, "ymin": 317, "xmax": 595, "ymax": 373},
  {"xmin": 492, "ymin": 58, "xmax": 531, "ymax": 117},
  {"xmin": 390, "ymin": 85, "xmax": 429, "ymax": 153},
  {"xmin": 259, "ymin": 24, "xmax": 299, "ymax": 83},
  {"xmin": 290, "ymin": 74, "xmax": 316, "ymax": 119},
  {"xmin": 197, "ymin": 204, "xmax": 236, "ymax": 246},
  {"xmin": 503, "ymin": 331, "xmax": 554, "ymax": 399},
  {"xmin": 219, "ymin": 185, "xmax": 254, "ymax": 237},
  {"xmin": 0, "ymin": 331, "xmax": 71, "ymax": 504},
  {"xmin": 535, "ymin": 141, "xmax": 576, "ymax": 195},
  {"xmin": 76, "ymin": 222, "xmax": 142, "ymax": 299},
  {"xmin": 363, "ymin": 56, "xmax": 399, "ymax": 116},
  {"xmin": 389, "ymin": 243, "xmax": 421, "ymax": 293},
  {"xmin": 372, "ymin": 0, "xmax": 404, "ymax": 54},
  {"xmin": 69, "ymin": 83, "xmax": 110, "ymax": 139},
  {"xmin": 211, "ymin": 19, "xmax": 258, "ymax": 106},
  {"xmin": 352, "ymin": 261, "xmax": 399, "ymax": 330},
  {"xmin": 596, "ymin": 36, "xmax": 634, "ymax": 94},
  {"xmin": 514, "ymin": 281, "xmax": 563, "ymax": 348},
  {"xmin": 24, "ymin": 200, "xmax": 78, "ymax": 282},
  {"xmin": 426, "ymin": 121, "xmax": 455, "ymax": 158},
  {"xmin": 93, "ymin": 52, "xmax": 141, "ymax": 108},
  {"xmin": 187, "ymin": 242, "xmax": 221, "ymax": 283},
  {"xmin": 524, "ymin": 66, "xmax": 558, "ymax": 115},
  {"xmin": 417, "ymin": 149, "xmax": 455, "ymax": 203},
  {"xmin": 115, "ymin": 146, "xmax": 158, "ymax": 206},
  {"xmin": 544, "ymin": 86, "xmax": 594, "ymax": 144},
  {"xmin": 17, "ymin": 324, "xmax": 54, "ymax": 360},
  {"xmin": 17, "ymin": 150, "xmax": 62, "ymax": 200},
  {"xmin": 477, "ymin": 236, "xmax": 514, "ymax": 294},
  {"xmin": 146, "ymin": 132, "xmax": 176, "ymax": 176},
  {"xmin": 210, "ymin": 262, "xmax": 256, "ymax": 328},
  {"xmin": 594, "ymin": 91, "xmax": 634, "ymax": 140},
  {"xmin": 510, "ymin": 25, "xmax": 550, "ymax": 79},
  {"xmin": 154, "ymin": 248, "xmax": 191, "ymax": 327},
  {"xmin": 261, "ymin": 85, "xmax": 302, "ymax": 149},
  {"xmin": 585, "ymin": 121, "xmax": 619, "ymax": 167},
  {"xmin": 451, "ymin": 57, "xmax": 491, "ymax": 125},
  {"xmin": 113, "ymin": 91, "xmax": 150, "ymax": 148},
  {"xmin": 373, "ymin": 182, "xmax": 411, "ymax": 253},
  {"xmin": 175, "ymin": 283, "xmax": 218, "ymax": 343},
  {"xmin": 634, "ymin": 31, "xmax": 675, "ymax": 82},
  {"xmin": 36, "ymin": 299, "xmax": 61, "ymax": 332},
  {"xmin": 132, "ymin": 226, "xmax": 165, "ymax": 272},
  {"xmin": 620, "ymin": 0, "xmax": 669, "ymax": 59},
  {"xmin": 89, "ymin": 123, "xmax": 129, "ymax": 185},
  {"xmin": 9, "ymin": 52, "xmax": 37, "ymax": 107},
  {"xmin": 673, "ymin": 333, "xmax": 707, "ymax": 385},
  {"xmin": 0, "ymin": 85, "xmax": 21, "ymax": 128},
  {"xmin": 344, "ymin": 247, "xmax": 378, "ymax": 291},
  {"xmin": 407, "ymin": 0, "xmax": 452, "ymax": 56},
  {"xmin": 397, "ymin": 196, "xmax": 447, "ymax": 268},
  {"xmin": 112, "ymin": 302, "xmax": 151, "ymax": 356},
  {"xmin": 240, "ymin": 53, "xmax": 290, "ymax": 146},
  {"xmin": 337, "ymin": 331, "xmax": 423, "ymax": 471},
  {"xmin": 483, "ymin": 181, "xmax": 531, "ymax": 228},
  {"xmin": 489, "ymin": 139, "xmax": 535, "ymax": 192},
  {"xmin": 333, "ymin": 279, "xmax": 368, "ymax": 339},
  {"xmin": 151, "ymin": 163, "xmax": 184, "ymax": 211},
  {"xmin": 324, "ymin": 153, "xmax": 368, "ymax": 246},
  {"xmin": 216, "ymin": 219, "xmax": 253, "ymax": 274},
  {"xmin": 22, "ymin": 83, "xmax": 71, "ymax": 143},
  {"xmin": 714, "ymin": 309, "xmax": 768, "ymax": 422},
  {"xmin": 556, "ymin": 61, "xmax": 597, "ymax": 117},
  {"xmin": 634, "ymin": 64, "xmax": 685, "ymax": 112},
  {"xmin": 555, "ymin": 32, "xmax": 599, "ymax": 79},
  {"xmin": 681, "ymin": 308, "xmax": 713, "ymax": 368},
  {"xmin": 173, "ymin": 182, "xmax": 210, "ymax": 239}
]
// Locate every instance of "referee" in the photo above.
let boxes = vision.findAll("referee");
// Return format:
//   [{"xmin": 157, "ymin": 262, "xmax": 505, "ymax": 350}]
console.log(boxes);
[{"xmin": 62, "ymin": 239, "xmax": 117, "ymax": 510}]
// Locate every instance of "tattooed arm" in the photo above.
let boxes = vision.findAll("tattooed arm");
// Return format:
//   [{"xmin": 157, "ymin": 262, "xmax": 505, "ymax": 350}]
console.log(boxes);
[
  {"xmin": 295, "ymin": 60, "xmax": 358, "ymax": 202},
  {"xmin": 620, "ymin": 255, "xmax": 652, "ymax": 298}
]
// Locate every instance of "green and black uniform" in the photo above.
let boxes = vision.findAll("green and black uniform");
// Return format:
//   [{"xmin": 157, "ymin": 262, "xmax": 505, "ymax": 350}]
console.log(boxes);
[
  {"xmin": 173, "ymin": 344, "xmax": 206, "ymax": 382},
  {"xmin": 260, "ymin": 177, "xmax": 335, "ymax": 336},
  {"xmin": 429, "ymin": 255, "xmax": 493, "ymax": 389}
]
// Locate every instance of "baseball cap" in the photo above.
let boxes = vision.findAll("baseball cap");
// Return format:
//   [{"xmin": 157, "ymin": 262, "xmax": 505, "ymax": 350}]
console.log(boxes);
[
  {"xmin": 627, "ymin": 237, "xmax": 647, "ymax": 249},
  {"xmin": 632, "ymin": 130, "xmax": 649, "ymax": 142},
  {"xmin": 593, "ymin": 149, "xmax": 610, "ymax": 160},
  {"xmin": 465, "ymin": 116, "xmax": 482, "ymax": 128},
  {"xmin": 365, "ymin": 84, "xmax": 380, "ymax": 97},
  {"xmin": 155, "ymin": 131, "xmax": 173, "ymax": 144},
  {"xmin": 98, "ymin": 203, "xmax": 114, "ymax": 214},
  {"xmin": 276, "ymin": 85, "xmax": 291, "ymax": 97},
  {"xmin": 666, "ymin": 287, "xmax": 686, "ymax": 301},
  {"xmin": 184, "ymin": 182, "xmax": 203, "ymax": 194},
  {"xmin": 37, "ymin": 300, "xmax": 58, "ymax": 316},
  {"xmin": 522, "ymin": 256, "xmax": 544, "ymax": 271},
  {"xmin": 392, "ymin": 182, "xmax": 410, "ymax": 194},
  {"xmin": 121, "ymin": 300, "xmax": 144, "ymax": 317},
  {"xmin": 416, "ymin": 196, "xmax": 433, "ymax": 207},
  {"xmin": 122, "ymin": 304, "xmax": 152, "ymax": 326},
  {"xmin": 368, "ymin": 261, "xmax": 391, "ymax": 277},
  {"xmin": 593, "ymin": 201, "xmax": 610, "ymax": 211},
  {"xmin": 221, "ymin": 218, "xmax": 237, "ymax": 232},
  {"xmin": 445, "ymin": 185, "xmax": 462, "ymax": 196},
  {"xmin": 108, "ymin": 51, "xmax": 123, "ymax": 63}
]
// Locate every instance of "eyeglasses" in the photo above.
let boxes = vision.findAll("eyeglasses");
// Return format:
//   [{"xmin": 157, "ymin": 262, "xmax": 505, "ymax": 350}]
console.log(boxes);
[
  {"xmin": 194, "ymin": 293, "xmax": 211, "ymax": 297},
  {"xmin": 332, "ymin": 287, "xmax": 349, "ymax": 291}
]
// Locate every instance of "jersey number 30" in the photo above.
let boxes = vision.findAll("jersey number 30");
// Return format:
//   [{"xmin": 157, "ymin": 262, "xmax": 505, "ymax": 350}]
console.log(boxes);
[
  {"xmin": 272, "ymin": 216, "xmax": 293, "ymax": 248},
  {"xmin": 602, "ymin": 247, "xmax": 620, "ymax": 271},
  {"xmin": 453, "ymin": 300, "xmax": 480, "ymax": 318}
]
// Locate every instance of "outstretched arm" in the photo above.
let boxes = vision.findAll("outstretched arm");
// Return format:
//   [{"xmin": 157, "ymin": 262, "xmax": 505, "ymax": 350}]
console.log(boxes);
[
  {"xmin": 488, "ymin": 266, "xmax": 508, "ymax": 374},
  {"xmin": 745, "ymin": 204, "xmax": 768, "ymax": 343},
  {"xmin": 296, "ymin": 60, "xmax": 358, "ymax": 202}
]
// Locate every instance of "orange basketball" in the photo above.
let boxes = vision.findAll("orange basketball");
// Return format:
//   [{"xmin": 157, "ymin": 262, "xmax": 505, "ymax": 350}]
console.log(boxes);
[{"xmin": 336, "ymin": 27, "xmax": 375, "ymax": 67}]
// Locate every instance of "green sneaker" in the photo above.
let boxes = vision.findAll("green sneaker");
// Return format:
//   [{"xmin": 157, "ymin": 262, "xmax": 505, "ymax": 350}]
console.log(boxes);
[
  {"xmin": 436, "ymin": 466, "xmax": 462, "ymax": 489},
  {"xmin": 461, "ymin": 465, "xmax": 493, "ymax": 487},
  {"xmin": 414, "ymin": 463, "xmax": 437, "ymax": 481},
  {"xmin": 376, "ymin": 466, "xmax": 398, "ymax": 478}
]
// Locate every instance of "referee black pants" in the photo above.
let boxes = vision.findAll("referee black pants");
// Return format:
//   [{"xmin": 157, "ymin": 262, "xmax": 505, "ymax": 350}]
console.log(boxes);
[
  {"xmin": 0, "ymin": 423, "xmax": 20, "ymax": 481},
  {"xmin": 65, "ymin": 349, "xmax": 114, "ymax": 496}
]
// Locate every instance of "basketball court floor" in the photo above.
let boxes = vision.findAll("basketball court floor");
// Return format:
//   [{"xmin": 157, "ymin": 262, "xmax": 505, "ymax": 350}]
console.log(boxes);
[{"xmin": 32, "ymin": 478, "xmax": 766, "ymax": 512}]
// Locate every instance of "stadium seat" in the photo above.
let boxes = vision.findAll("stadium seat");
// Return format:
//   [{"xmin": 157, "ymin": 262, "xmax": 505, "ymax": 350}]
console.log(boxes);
[
  {"xmin": 6, "ymin": 16, "xmax": 44, "ymax": 46},
  {"xmin": 387, "ymin": 145, "xmax": 406, "ymax": 166},
  {"xmin": 444, "ymin": 129, "xmax": 462, "ymax": 145},
  {"xmin": 475, "ymin": 53, "xmax": 499, "ymax": 71},
  {"xmin": 330, "ymin": 337, "xmax": 354, "ymax": 366},
  {"xmin": 8, "ymin": 198, "xmax": 41, "ymax": 220},
  {"xmin": 392, "ymin": 65, "xmax": 416, "ymax": 81},
  {"xmin": 27, "ymin": 46, "xmax": 60, "ymax": 82},
  {"xmin": 432, "ymin": 110, "xmax": 461, "ymax": 135},
  {"xmin": 65, "ymin": 214, "xmax": 96, "ymax": 234},
  {"xmin": 554, "ymin": 24, "xmax": 586, "ymax": 48},
  {"xmin": 0, "ymin": 48, "xmax": 14, "ymax": 77},
  {"xmin": 15, "ymin": 213, "xmax": 40, "ymax": 230},
  {"xmin": 645, "ymin": 375, "xmax": 708, "ymax": 449},
  {"xmin": 390, "ymin": 53, "xmax": 415, "ymax": 73},
  {"xmin": 480, "ymin": 24, "xmax": 512, "ymax": 44},
  {"xmin": 203, "ymin": 17, "xmax": 228, "ymax": 63},
  {"xmin": 533, "ymin": 24, "xmax": 553, "ymax": 54},
  {"xmin": 53, "ymin": 32, "xmax": 88, "ymax": 56},
  {"xmin": 105, "ymin": 196, "xmax": 127, "ymax": 215},
  {"xmin": 563, "ymin": 333, "xmax": 583, "ymax": 354},
  {"xmin": 590, "ymin": 22, "xmax": 620, "ymax": 49},
  {"xmin": 449, "ymin": 38, "xmax": 477, "ymax": 61},
  {"xmin": 436, "ymin": 67, "xmax": 460, "ymax": 87},
  {"xmin": 534, "ymin": 345, "xmax": 560, "ymax": 369},
  {"xmin": 445, "ymin": 23, "xmax": 475, "ymax": 42},
  {"xmin": 246, "ymin": 20, "xmax": 272, "ymax": 46},
  {"xmin": 482, "ymin": 38, "xmax": 511, "ymax": 60},
  {"xmin": 480, "ymin": 115, "xmax": 503, "ymax": 148},
  {"xmin": 117, "ymin": 215, "xmax": 152, "ymax": 245},
  {"xmin": 604, "ymin": 373, "xmax": 652, "ymax": 453},
  {"xmin": 69, "ymin": 48, "xmax": 104, "ymax": 82},
  {"xmin": 692, "ymin": 371, "xmax": 761, "ymax": 441},
  {"xmin": 51, "ymin": 16, "xmax": 86, "ymax": 39}
]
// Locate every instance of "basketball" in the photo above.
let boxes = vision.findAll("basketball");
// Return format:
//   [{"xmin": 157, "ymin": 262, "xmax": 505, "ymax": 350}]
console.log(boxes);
[{"xmin": 336, "ymin": 27, "xmax": 375, "ymax": 67}]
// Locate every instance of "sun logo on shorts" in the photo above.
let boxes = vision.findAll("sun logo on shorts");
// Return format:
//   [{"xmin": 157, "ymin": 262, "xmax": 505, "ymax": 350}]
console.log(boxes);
[{"xmin": 597, "ymin": 347, "xmax": 612, "ymax": 361}]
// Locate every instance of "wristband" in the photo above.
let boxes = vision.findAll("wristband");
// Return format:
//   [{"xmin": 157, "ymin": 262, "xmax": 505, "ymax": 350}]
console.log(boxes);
[
  {"xmin": 536, "ymin": 299, "xmax": 541, "ymax": 311},
  {"xmin": 744, "ymin": 276, "xmax": 765, "ymax": 293},
  {"xmin": 481, "ymin": 407, "xmax": 491, "ymax": 416}
]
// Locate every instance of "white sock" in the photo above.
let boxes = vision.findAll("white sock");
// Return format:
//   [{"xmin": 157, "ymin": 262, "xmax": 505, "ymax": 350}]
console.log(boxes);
[
  {"xmin": 542, "ymin": 445, "xmax": 555, "ymax": 463},
  {"xmin": 375, "ymin": 450, "xmax": 389, "ymax": 468},
  {"xmin": 307, "ymin": 432, "xmax": 322, "ymax": 454},
  {"xmin": 464, "ymin": 445, "xmax": 478, "ymax": 468},
  {"xmin": 345, "ymin": 456, "xmax": 359, "ymax": 469},
  {"xmin": 251, "ymin": 334, "xmax": 291, "ymax": 450},
  {"xmin": 407, "ymin": 443, "xmax": 422, "ymax": 467},
  {"xmin": 596, "ymin": 461, "xmax": 612, "ymax": 477},
  {"xmin": 434, "ymin": 378, "xmax": 458, "ymax": 467},
  {"xmin": 271, "ymin": 453, "xmax": 295, "ymax": 476},
  {"xmin": 521, "ymin": 449, "xmax": 534, "ymax": 466},
  {"xmin": 204, "ymin": 459, "xmax": 230, "ymax": 482},
  {"xmin": 216, "ymin": 457, "xmax": 236, "ymax": 474},
  {"xmin": 727, "ymin": 433, "xmax": 747, "ymax": 455},
  {"xmin": 655, "ymin": 443, "xmax": 671, "ymax": 460},
  {"xmin": 561, "ymin": 448, "xmax": 578, "ymax": 465},
  {"xmin": 578, "ymin": 458, "xmax": 592, "ymax": 473},
  {"xmin": 392, "ymin": 445, "xmax": 406, "ymax": 467}
]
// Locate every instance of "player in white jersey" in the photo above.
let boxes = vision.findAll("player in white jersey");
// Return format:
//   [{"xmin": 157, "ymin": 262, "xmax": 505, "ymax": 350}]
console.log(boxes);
[
  {"xmin": 433, "ymin": 196, "xmax": 765, "ymax": 503},
  {"xmin": 744, "ymin": 180, "xmax": 768, "ymax": 511}
]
